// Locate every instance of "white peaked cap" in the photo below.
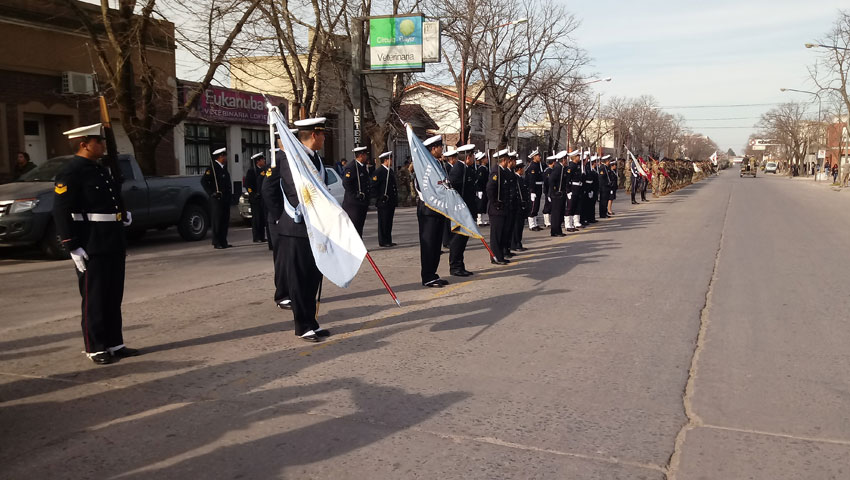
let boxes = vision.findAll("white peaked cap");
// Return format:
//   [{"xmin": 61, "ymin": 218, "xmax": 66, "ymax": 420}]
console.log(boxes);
[
  {"xmin": 64, "ymin": 123, "xmax": 103, "ymax": 139},
  {"xmin": 528, "ymin": 148, "xmax": 540, "ymax": 158},
  {"xmin": 379, "ymin": 151, "xmax": 393, "ymax": 159},
  {"xmin": 457, "ymin": 144, "xmax": 476, "ymax": 153},
  {"xmin": 509, "ymin": 151, "xmax": 518, "ymax": 157},
  {"xmin": 443, "ymin": 148, "xmax": 458, "ymax": 157},
  {"xmin": 515, "ymin": 158, "xmax": 524, "ymax": 165},
  {"xmin": 212, "ymin": 147, "xmax": 227, "ymax": 156},
  {"xmin": 548, "ymin": 150, "xmax": 567, "ymax": 160},
  {"xmin": 567, "ymin": 149, "xmax": 580, "ymax": 156},
  {"xmin": 496, "ymin": 148, "xmax": 510, "ymax": 157},
  {"xmin": 602, "ymin": 154, "xmax": 611, "ymax": 160},
  {"xmin": 423, "ymin": 135, "xmax": 443, "ymax": 147},
  {"xmin": 251, "ymin": 152, "xmax": 265, "ymax": 160},
  {"xmin": 293, "ymin": 117, "xmax": 327, "ymax": 129},
  {"xmin": 590, "ymin": 155, "xmax": 598, "ymax": 161},
  {"xmin": 474, "ymin": 151, "xmax": 486, "ymax": 160},
  {"xmin": 352, "ymin": 146, "xmax": 368, "ymax": 153}
]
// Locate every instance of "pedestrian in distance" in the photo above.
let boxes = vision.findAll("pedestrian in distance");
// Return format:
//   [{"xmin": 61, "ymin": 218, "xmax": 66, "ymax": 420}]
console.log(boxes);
[
  {"xmin": 14, "ymin": 151, "xmax": 37, "ymax": 180},
  {"xmin": 201, "ymin": 147, "xmax": 232, "ymax": 249},
  {"xmin": 53, "ymin": 123, "xmax": 140, "ymax": 365}
]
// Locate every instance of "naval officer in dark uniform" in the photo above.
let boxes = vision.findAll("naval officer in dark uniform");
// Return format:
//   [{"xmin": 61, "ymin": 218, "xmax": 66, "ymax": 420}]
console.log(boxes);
[
  {"xmin": 262, "ymin": 135, "xmax": 291, "ymax": 311},
  {"xmin": 525, "ymin": 149, "xmax": 544, "ymax": 230},
  {"xmin": 542, "ymin": 157, "xmax": 555, "ymax": 228},
  {"xmin": 486, "ymin": 149, "xmax": 512, "ymax": 264},
  {"xmin": 565, "ymin": 150, "xmax": 583, "ymax": 232},
  {"xmin": 244, "ymin": 152, "xmax": 269, "ymax": 243},
  {"xmin": 53, "ymin": 123, "xmax": 139, "ymax": 365},
  {"xmin": 277, "ymin": 118, "xmax": 332, "ymax": 341},
  {"xmin": 416, "ymin": 135, "xmax": 449, "ymax": 287},
  {"xmin": 475, "ymin": 152, "xmax": 490, "ymax": 226},
  {"xmin": 547, "ymin": 151, "xmax": 568, "ymax": 236},
  {"xmin": 447, "ymin": 143, "xmax": 477, "ymax": 276},
  {"xmin": 201, "ymin": 147, "xmax": 232, "ymax": 249},
  {"xmin": 342, "ymin": 146, "xmax": 371, "ymax": 237},
  {"xmin": 373, "ymin": 150, "xmax": 398, "ymax": 247}
]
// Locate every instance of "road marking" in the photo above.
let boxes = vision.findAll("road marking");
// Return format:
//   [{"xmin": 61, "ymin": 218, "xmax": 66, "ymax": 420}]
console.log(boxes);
[{"xmin": 701, "ymin": 424, "xmax": 850, "ymax": 447}]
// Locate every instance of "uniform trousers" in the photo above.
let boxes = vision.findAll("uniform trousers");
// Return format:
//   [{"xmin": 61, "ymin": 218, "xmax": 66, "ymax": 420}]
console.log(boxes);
[
  {"xmin": 76, "ymin": 253, "xmax": 125, "ymax": 353},
  {"xmin": 418, "ymin": 210, "xmax": 444, "ymax": 283},
  {"xmin": 448, "ymin": 232, "xmax": 469, "ymax": 273},
  {"xmin": 343, "ymin": 204, "xmax": 367, "ymax": 237},
  {"xmin": 549, "ymin": 194, "xmax": 566, "ymax": 235},
  {"xmin": 377, "ymin": 205, "xmax": 395, "ymax": 245},
  {"xmin": 489, "ymin": 213, "xmax": 508, "ymax": 262},
  {"xmin": 599, "ymin": 189, "xmax": 610, "ymax": 217},
  {"xmin": 210, "ymin": 198, "xmax": 230, "ymax": 247},
  {"xmin": 281, "ymin": 235, "xmax": 321, "ymax": 335},
  {"xmin": 250, "ymin": 197, "xmax": 266, "ymax": 241},
  {"xmin": 268, "ymin": 220, "xmax": 289, "ymax": 304},
  {"xmin": 511, "ymin": 209, "xmax": 525, "ymax": 249},
  {"xmin": 566, "ymin": 187, "xmax": 581, "ymax": 216},
  {"xmin": 442, "ymin": 220, "xmax": 452, "ymax": 248}
]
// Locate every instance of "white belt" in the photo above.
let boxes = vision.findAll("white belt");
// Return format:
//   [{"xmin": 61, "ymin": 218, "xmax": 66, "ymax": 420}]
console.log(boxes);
[
  {"xmin": 72, "ymin": 213, "xmax": 122, "ymax": 222},
  {"xmin": 535, "ymin": 181, "xmax": 544, "ymax": 185},
  {"xmin": 585, "ymin": 180, "xmax": 593, "ymax": 184},
  {"xmin": 570, "ymin": 182, "xmax": 582, "ymax": 186}
]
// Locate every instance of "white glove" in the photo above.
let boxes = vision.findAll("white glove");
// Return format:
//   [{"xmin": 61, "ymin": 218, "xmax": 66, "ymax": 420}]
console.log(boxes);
[
  {"xmin": 530, "ymin": 193, "xmax": 537, "ymax": 202},
  {"xmin": 588, "ymin": 192, "xmax": 592, "ymax": 198},
  {"xmin": 567, "ymin": 192, "xmax": 572, "ymax": 200},
  {"xmin": 123, "ymin": 211, "xmax": 133, "ymax": 227},
  {"xmin": 610, "ymin": 190, "xmax": 614, "ymax": 195},
  {"xmin": 547, "ymin": 196, "xmax": 551, "ymax": 202},
  {"xmin": 477, "ymin": 191, "xmax": 483, "ymax": 199},
  {"xmin": 70, "ymin": 247, "xmax": 89, "ymax": 273}
]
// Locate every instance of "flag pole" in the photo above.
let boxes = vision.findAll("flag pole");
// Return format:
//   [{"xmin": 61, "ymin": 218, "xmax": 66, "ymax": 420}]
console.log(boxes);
[
  {"xmin": 480, "ymin": 238, "xmax": 497, "ymax": 261},
  {"xmin": 365, "ymin": 253, "xmax": 402, "ymax": 307}
]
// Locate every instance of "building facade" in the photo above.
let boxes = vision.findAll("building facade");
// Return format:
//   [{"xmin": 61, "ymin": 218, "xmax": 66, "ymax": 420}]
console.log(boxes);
[{"xmin": 0, "ymin": 0, "xmax": 177, "ymax": 181}]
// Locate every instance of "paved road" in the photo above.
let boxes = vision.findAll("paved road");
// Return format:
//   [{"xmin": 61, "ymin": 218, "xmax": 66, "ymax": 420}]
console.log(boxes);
[{"xmin": 1, "ymin": 172, "xmax": 848, "ymax": 479}]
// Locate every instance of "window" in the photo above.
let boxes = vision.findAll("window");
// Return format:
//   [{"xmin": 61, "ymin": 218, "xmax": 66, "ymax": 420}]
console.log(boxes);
[
  {"xmin": 23, "ymin": 120, "xmax": 39, "ymax": 136},
  {"xmin": 184, "ymin": 124, "xmax": 226, "ymax": 175},
  {"xmin": 241, "ymin": 128, "xmax": 271, "ymax": 164}
]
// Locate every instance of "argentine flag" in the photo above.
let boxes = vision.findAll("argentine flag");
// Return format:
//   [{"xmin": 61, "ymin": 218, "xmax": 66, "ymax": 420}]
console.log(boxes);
[{"xmin": 268, "ymin": 106, "xmax": 367, "ymax": 288}]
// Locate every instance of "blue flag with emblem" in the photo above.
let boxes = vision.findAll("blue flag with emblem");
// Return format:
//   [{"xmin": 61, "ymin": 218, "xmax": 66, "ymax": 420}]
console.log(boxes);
[
  {"xmin": 268, "ymin": 106, "xmax": 367, "ymax": 288},
  {"xmin": 406, "ymin": 124, "xmax": 482, "ymax": 239}
]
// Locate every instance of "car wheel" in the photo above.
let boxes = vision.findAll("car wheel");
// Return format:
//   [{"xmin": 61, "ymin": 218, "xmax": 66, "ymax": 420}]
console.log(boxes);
[
  {"xmin": 40, "ymin": 221, "xmax": 70, "ymax": 259},
  {"xmin": 177, "ymin": 202, "xmax": 209, "ymax": 241}
]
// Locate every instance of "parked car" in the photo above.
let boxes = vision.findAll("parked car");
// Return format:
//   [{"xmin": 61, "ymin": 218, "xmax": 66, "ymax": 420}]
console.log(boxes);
[
  {"xmin": 238, "ymin": 167, "xmax": 346, "ymax": 222},
  {"xmin": 764, "ymin": 161, "xmax": 778, "ymax": 174},
  {"xmin": 0, "ymin": 154, "xmax": 210, "ymax": 258}
]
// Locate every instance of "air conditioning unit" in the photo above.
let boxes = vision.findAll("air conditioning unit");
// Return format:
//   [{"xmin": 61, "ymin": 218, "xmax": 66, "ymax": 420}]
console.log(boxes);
[{"xmin": 62, "ymin": 71, "xmax": 94, "ymax": 94}]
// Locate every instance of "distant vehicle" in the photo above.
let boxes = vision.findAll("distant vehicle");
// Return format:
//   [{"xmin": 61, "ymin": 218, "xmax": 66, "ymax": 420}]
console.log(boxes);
[
  {"xmin": 238, "ymin": 167, "xmax": 345, "ymax": 221},
  {"xmin": 765, "ymin": 162, "xmax": 778, "ymax": 174},
  {"xmin": 0, "ymin": 155, "xmax": 210, "ymax": 258},
  {"xmin": 740, "ymin": 156, "xmax": 757, "ymax": 178}
]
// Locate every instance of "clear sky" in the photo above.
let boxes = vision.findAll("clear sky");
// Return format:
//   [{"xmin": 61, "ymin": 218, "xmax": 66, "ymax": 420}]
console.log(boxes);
[{"xmin": 567, "ymin": 0, "xmax": 847, "ymax": 153}]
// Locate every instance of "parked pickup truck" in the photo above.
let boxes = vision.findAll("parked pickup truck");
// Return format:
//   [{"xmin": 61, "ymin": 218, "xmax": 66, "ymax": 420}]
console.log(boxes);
[{"xmin": 0, "ymin": 154, "xmax": 210, "ymax": 258}]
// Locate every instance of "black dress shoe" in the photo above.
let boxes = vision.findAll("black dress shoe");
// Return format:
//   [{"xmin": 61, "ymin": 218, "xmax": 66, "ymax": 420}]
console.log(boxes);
[
  {"xmin": 214, "ymin": 245, "xmax": 226, "ymax": 249},
  {"xmin": 451, "ymin": 270, "xmax": 470, "ymax": 277},
  {"xmin": 277, "ymin": 299, "xmax": 292, "ymax": 310},
  {"xmin": 423, "ymin": 279, "xmax": 443, "ymax": 288},
  {"xmin": 225, "ymin": 244, "xmax": 233, "ymax": 248},
  {"xmin": 516, "ymin": 247, "xmax": 528, "ymax": 252},
  {"xmin": 589, "ymin": 220, "xmax": 598, "ymax": 224},
  {"xmin": 314, "ymin": 328, "xmax": 331, "ymax": 338},
  {"xmin": 111, "ymin": 347, "xmax": 141, "ymax": 358},
  {"xmin": 505, "ymin": 252, "xmax": 515, "ymax": 258},
  {"xmin": 551, "ymin": 233, "xmax": 566, "ymax": 237},
  {"xmin": 389, "ymin": 242, "xmax": 397, "ymax": 247},
  {"xmin": 437, "ymin": 278, "xmax": 450, "ymax": 285},
  {"xmin": 462, "ymin": 269, "xmax": 474, "ymax": 276},
  {"xmin": 491, "ymin": 259, "xmax": 509, "ymax": 265},
  {"xmin": 89, "ymin": 352, "xmax": 114, "ymax": 365}
]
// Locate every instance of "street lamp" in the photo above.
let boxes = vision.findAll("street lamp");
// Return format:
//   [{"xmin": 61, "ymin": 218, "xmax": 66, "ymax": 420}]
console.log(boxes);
[
  {"xmin": 805, "ymin": 42, "xmax": 850, "ymax": 51},
  {"xmin": 459, "ymin": 18, "xmax": 529, "ymax": 145}
]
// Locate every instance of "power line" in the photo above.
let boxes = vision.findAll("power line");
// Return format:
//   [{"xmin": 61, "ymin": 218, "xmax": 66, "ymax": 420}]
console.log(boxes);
[
  {"xmin": 683, "ymin": 116, "xmax": 762, "ymax": 121},
  {"xmin": 660, "ymin": 103, "xmax": 781, "ymax": 109},
  {"xmin": 687, "ymin": 126, "xmax": 757, "ymax": 129}
]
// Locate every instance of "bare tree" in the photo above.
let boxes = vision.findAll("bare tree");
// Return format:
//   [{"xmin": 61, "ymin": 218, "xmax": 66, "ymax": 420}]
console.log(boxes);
[
  {"xmin": 63, "ymin": 0, "xmax": 262, "ymax": 174},
  {"xmin": 809, "ymin": 10, "xmax": 850, "ymax": 140},
  {"xmin": 757, "ymin": 102, "xmax": 815, "ymax": 174}
]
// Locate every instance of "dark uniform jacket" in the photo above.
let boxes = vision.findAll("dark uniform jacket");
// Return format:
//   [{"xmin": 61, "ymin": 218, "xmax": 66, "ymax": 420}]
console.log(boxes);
[
  {"xmin": 277, "ymin": 149, "xmax": 325, "ymax": 237},
  {"xmin": 515, "ymin": 173, "xmax": 531, "ymax": 216},
  {"xmin": 52, "ymin": 155, "xmax": 126, "ymax": 254},
  {"xmin": 244, "ymin": 166, "xmax": 265, "ymax": 201},
  {"xmin": 549, "ymin": 163, "xmax": 566, "ymax": 197},
  {"xmin": 567, "ymin": 161, "xmax": 583, "ymax": 187},
  {"xmin": 448, "ymin": 162, "xmax": 478, "ymax": 211},
  {"xmin": 373, "ymin": 165, "xmax": 398, "ymax": 208},
  {"xmin": 542, "ymin": 165, "xmax": 553, "ymax": 197},
  {"xmin": 342, "ymin": 161, "xmax": 371, "ymax": 208},
  {"xmin": 486, "ymin": 166, "xmax": 512, "ymax": 216},
  {"xmin": 525, "ymin": 161, "xmax": 543, "ymax": 193},
  {"xmin": 261, "ymin": 156, "xmax": 284, "ymax": 222},
  {"xmin": 584, "ymin": 168, "xmax": 599, "ymax": 198},
  {"xmin": 201, "ymin": 161, "xmax": 232, "ymax": 202}
]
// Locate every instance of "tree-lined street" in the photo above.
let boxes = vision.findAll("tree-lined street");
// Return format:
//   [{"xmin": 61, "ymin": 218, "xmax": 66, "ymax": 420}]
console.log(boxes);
[{"xmin": 2, "ymin": 173, "xmax": 848, "ymax": 479}]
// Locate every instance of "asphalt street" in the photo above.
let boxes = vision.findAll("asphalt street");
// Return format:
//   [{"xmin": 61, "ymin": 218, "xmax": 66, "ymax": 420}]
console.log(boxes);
[{"xmin": 1, "ymin": 171, "xmax": 848, "ymax": 479}]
